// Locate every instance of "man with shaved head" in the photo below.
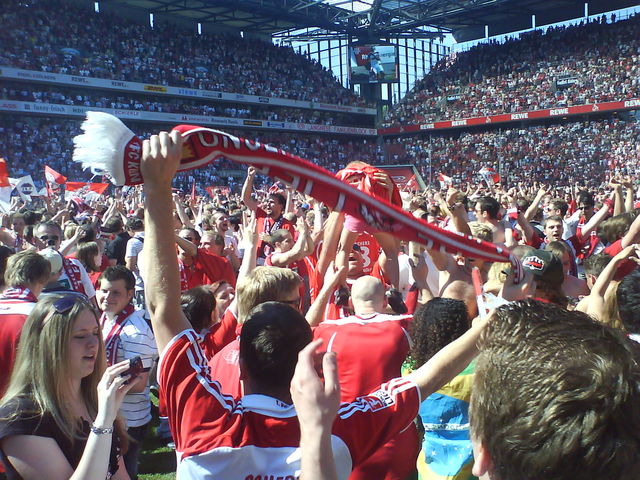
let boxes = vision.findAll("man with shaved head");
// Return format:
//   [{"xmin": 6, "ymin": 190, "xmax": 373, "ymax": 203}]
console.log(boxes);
[{"xmin": 313, "ymin": 275, "xmax": 417, "ymax": 480}]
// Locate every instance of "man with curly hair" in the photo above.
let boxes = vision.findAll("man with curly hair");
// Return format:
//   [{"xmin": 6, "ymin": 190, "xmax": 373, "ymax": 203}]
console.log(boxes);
[{"xmin": 470, "ymin": 300, "xmax": 640, "ymax": 480}]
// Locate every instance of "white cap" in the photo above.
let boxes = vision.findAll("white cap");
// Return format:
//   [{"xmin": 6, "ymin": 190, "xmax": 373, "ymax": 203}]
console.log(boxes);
[{"xmin": 38, "ymin": 247, "xmax": 63, "ymax": 274}]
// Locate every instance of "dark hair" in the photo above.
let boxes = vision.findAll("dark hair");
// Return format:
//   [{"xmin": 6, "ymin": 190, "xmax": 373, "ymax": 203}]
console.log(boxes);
[
  {"xmin": 269, "ymin": 193, "xmax": 286, "ymax": 208},
  {"xmin": 0, "ymin": 245, "xmax": 15, "ymax": 289},
  {"xmin": 181, "ymin": 286, "xmax": 216, "ymax": 332},
  {"xmin": 577, "ymin": 191, "xmax": 595, "ymax": 207},
  {"xmin": 408, "ymin": 298, "xmax": 468, "ymax": 369},
  {"xmin": 180, "ymin": 227, "xmax": 201, "ymax": 243},
  {"xmin": 78, "ymin": 224, "xmax": 96, "ymax": 243},
  {"xmin": 583, "ymin": 253, "xmax": 612, "ymax": 277},
  {"xmin": 126, "ymin": 217, "xmax": 144, "ymax": 231},
  {"xmin": 22, "ymin": 210, "xmax": 39, "ymax": 226},
  {"xmin": 98, "ymin": 265, "xmax": 135, "ymax": 291},
  {"xmin": 475, "ymin": 196, "xmax": 500, "ymax": 219},
  {"xmin": 102, "ymin": 217, "xmax": 123, "ymax": 233},
  {"xmin": 239, "ymin": 302, "xmax": 312, "ymax": 392},
  {"xmin": 548, "ymin": 199, "xmax": 569, "ymax": 217},
  {"xmin": 471, "ymin": 300, "xmax": 640, "ymax": 480},
  {"xmin": 617, "ymin": 270, "xmax": 640, "ymax": 334}
]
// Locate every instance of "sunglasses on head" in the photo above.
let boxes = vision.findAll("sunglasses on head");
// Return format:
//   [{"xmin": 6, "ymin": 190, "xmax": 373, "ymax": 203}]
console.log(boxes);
[{"xmin": 52, "ymin": 295, "xmax": 80, "ymax": 314}]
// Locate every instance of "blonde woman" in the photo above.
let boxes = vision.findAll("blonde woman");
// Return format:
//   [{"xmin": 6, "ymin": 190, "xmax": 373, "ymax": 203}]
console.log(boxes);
[{"xmin": 0, "ymin": 295, "xmax": 140, "ymax": 479}]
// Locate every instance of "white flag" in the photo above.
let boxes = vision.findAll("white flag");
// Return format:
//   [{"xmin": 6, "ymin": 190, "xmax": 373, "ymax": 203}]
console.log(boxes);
[{"xmin": 9, "ymin": 175, "xmax": 36, "ymax": 202}]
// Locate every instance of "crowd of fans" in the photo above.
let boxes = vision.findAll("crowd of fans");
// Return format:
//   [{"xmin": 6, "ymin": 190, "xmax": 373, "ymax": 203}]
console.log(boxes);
[
  {"xmin": 1, "ymin": 83, "xmax": 373, "ymax": 127},
  {"xmin": 391, "ymin": 116, "xmax": 640, "ymax": 186},
  {"xmin": 1, "ymin": 2, "xmax": 640, "ymax": 479},
  {"xmin": 0, "ymin": 0, "xmax": 370, "ymax": 107},
  {"xmin": 384, "ymin": 14, "xmax": 640, "ymax": 126},
  {"xmin": 0, "ymin": 135, "xmax": 638, "ymax": 479}
]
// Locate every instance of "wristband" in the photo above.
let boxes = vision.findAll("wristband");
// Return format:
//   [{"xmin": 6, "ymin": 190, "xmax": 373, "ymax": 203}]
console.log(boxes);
[{"xmin": 90, "ymin": 423, "xmax": 114, "ymax": 435}]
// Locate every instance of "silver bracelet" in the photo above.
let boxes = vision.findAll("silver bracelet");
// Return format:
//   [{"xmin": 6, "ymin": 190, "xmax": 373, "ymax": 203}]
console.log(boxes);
[{"xmin": 90, "ymin": 423, "xmax": 114, "ymax": 435}]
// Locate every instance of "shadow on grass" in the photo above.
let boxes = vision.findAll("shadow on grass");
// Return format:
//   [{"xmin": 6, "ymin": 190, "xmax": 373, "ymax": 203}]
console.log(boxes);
[{"xmin": 139, "ymin": 398, "xmax": 177, "ymax": 480}]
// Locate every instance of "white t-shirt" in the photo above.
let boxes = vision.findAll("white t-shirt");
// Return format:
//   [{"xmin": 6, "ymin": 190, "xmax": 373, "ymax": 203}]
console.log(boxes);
[
  {"xmin": 125, "ymin": 234, "xmax": 145, "ymax": 291},
  {"xmin": 101, "ymin": 309, "xmax": 157, "ymax": 428}
]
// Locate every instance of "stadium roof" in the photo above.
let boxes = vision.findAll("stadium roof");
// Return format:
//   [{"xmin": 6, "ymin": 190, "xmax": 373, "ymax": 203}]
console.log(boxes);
[{"xmin": 105, "ymin": 0, "xmax": 640, "ymax": 40}]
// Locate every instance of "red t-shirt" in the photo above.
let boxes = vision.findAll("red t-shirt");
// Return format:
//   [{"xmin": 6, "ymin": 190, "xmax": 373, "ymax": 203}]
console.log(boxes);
[
  {"xmin": 313, "ymin": 312, "xmax": 417, "ymax": 480},
  {"xmin": 180, "ymin": 248, "xmax": 236, "ymax": 291},
  {"xmin": 604, "ymin": 240, "xmax": 639, "ymax": 280},
  {"xmin": 255, "ymin": 208, "xmax": 296, "ymax": 260},
  {"xmin": 208, "ymin": 333, "xmax": 243, "ymax": 398},
  {"xmin": 0, "ymin": 300, "xmax": 36, "ymax": 395},
  {"xmin": 200, "ymin": 309, "xmax": 238, "ymax": 359}
]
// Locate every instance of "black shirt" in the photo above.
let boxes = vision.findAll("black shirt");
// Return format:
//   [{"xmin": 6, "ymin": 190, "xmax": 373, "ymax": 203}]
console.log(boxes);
[
  {"xmin": 105, "ymin": 232, "xmax": 131, "ymax": 266},
  {"xmin": 0, "ymin": 395, "xmax": 121, "ymax": 479}
]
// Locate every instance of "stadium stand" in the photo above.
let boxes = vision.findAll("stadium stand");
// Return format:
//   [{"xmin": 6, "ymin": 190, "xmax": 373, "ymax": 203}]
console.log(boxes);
[{"xmin": 383, "ymin": 14, "xmax": 640, "ymax": 127}]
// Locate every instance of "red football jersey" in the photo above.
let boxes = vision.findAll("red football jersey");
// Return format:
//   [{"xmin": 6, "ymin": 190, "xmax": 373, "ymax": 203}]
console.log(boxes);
[{"xmin": 0, "ymin": 300, "xmax": 36, "ymax": 395}]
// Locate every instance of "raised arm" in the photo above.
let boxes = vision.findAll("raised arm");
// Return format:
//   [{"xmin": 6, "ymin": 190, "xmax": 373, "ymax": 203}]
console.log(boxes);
[
  {"xmin": 523, "ymin": 186, "xmax": 547, "ymax": 222},
  {"xmin": 173, "ymin": 194, "xmax": 194, "ymax": 230},
  {"xmin": 577, "ymin": 245, "xmax": 639, "ymax": 320},
  {"xmin": 579, "ymin": 193, "xmax": 612, "ymax": 238},
  {"xmin": 269, "ymin": 218, "xmax": 312, "ymax": 267},
  {"xmin": 141, "ymin": 131, "xmax": 190, "ymax": 353},
  {"xmin": 241, "ymin": 166, "xmax": 259, "ymax": 211},
  {"xmin": 291, "ymin": 339, "xmax": 340, "ymax": 480},
  {"xmin": 406, "ymin": 313, "xmax": 490, "ymax": 399}
]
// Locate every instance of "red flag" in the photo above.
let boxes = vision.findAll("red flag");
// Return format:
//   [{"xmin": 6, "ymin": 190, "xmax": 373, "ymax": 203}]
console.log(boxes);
[
  {"xmin": 269, "ymin": 182, "xmax": 284, "ymax": 194},
  {"xmin": 0, "ymin": 159, "xmax": 10, "ymax": 188},
  {"xmin": 478, "ymin": 167, "xmax": 500, "ymax": 186},
  {"xmin": 438, "ymin": 173, "xmax": 453, "ymax": 189},
  {"xmin": 404, "ymin": 174, "xmax": 419, "ymax": 192},
  {"xmin": 66, "ymin": 182, "xmax": 109, "ymax": 196},
  {"xmin": 45, "ymin": 165, "xmax": 67, "ymax": 184},
  {"xmin": 45, "ymin": 165, "xmax": 67, "ymax": 197}
]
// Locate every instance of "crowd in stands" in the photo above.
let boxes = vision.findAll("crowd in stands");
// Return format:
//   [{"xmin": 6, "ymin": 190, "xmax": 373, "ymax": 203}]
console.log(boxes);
[
  {"xmin": 0, "ymin": 116, "xmax": 383, "ymax": 191},
  {"xmin": 0, "ymin": 1, "xmax": 370, "ymax": 107},
  {"xmin": 391, "ymin": 117, "xmax": 640, "ymax": 186},
  {"xmin": 1, "ymin": 83, "xmax": 373, "ymax": 127},
  {"xmin": 384, "ymin": 14, "xmax": 640, "ymax": 126}
]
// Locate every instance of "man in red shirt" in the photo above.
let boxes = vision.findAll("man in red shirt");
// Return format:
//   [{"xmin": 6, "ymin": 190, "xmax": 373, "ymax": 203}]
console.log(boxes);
[
  {"xmin": 141, "ymin": 130, "xmax": 487, "ymax": 479},
  {"xmin": 0, "ymin": 251, "xmax": 50, "ymax": 394},
  {"xmin": 314, "ymin": 275, "xmax": 417, "ymax": 480},
  {"xmin": 175, "ymin": 228, "xmax": 236, "ymax": 291},
  {"xmin": 241, "ymin": 166, "xmax": 296, "ymax": 264}
]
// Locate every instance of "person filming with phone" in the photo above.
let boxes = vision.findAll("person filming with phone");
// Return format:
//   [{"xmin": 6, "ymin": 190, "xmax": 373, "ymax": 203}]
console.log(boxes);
[
  {"xmin": 96, "ymin": 266, "xmax": 157, "ymax": 480},
  {"xmin": 0, "ymin": 294, "xmax": 139, "ymax": 479}
]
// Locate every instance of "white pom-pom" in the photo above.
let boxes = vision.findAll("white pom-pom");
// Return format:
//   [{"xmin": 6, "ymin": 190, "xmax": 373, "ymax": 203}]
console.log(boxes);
[{"xmin": 73, "ymin": 112, "xmax": 134, "ymax": 186}]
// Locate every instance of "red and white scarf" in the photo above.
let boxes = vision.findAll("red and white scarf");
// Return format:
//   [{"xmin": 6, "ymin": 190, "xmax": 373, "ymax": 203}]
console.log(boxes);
[
  {"xmin": 62, "ymin": 257, "xmax": 84, "ymax": 295},
  {"xmin": 73, "ymin": 112, "xmax": 522, "ymax": 278},
  {"xmin": 101, "ymin": 303, "xmax": 135, "ymax": 366},
  {"xmin": 1, "ymin": 286, "xmax": 37, "ymax": 303}
]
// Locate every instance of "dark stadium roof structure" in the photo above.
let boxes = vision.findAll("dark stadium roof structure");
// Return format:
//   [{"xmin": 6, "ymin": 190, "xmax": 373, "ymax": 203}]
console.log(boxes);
[{"xmin": 103, "ymin": 0, "xmax": 640, "ymax": 40}]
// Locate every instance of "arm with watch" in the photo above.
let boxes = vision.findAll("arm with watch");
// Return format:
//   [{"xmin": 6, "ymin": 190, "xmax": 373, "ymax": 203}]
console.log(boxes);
[{"xmin": 0, "ymin": 359, "xmax": 139, "ymax": 480}]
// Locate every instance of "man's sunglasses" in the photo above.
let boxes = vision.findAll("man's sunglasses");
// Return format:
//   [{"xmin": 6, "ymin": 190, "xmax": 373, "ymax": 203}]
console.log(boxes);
[{"xmin": 38, "ymin": 235, "xmax": 60, "ymax": 242}]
